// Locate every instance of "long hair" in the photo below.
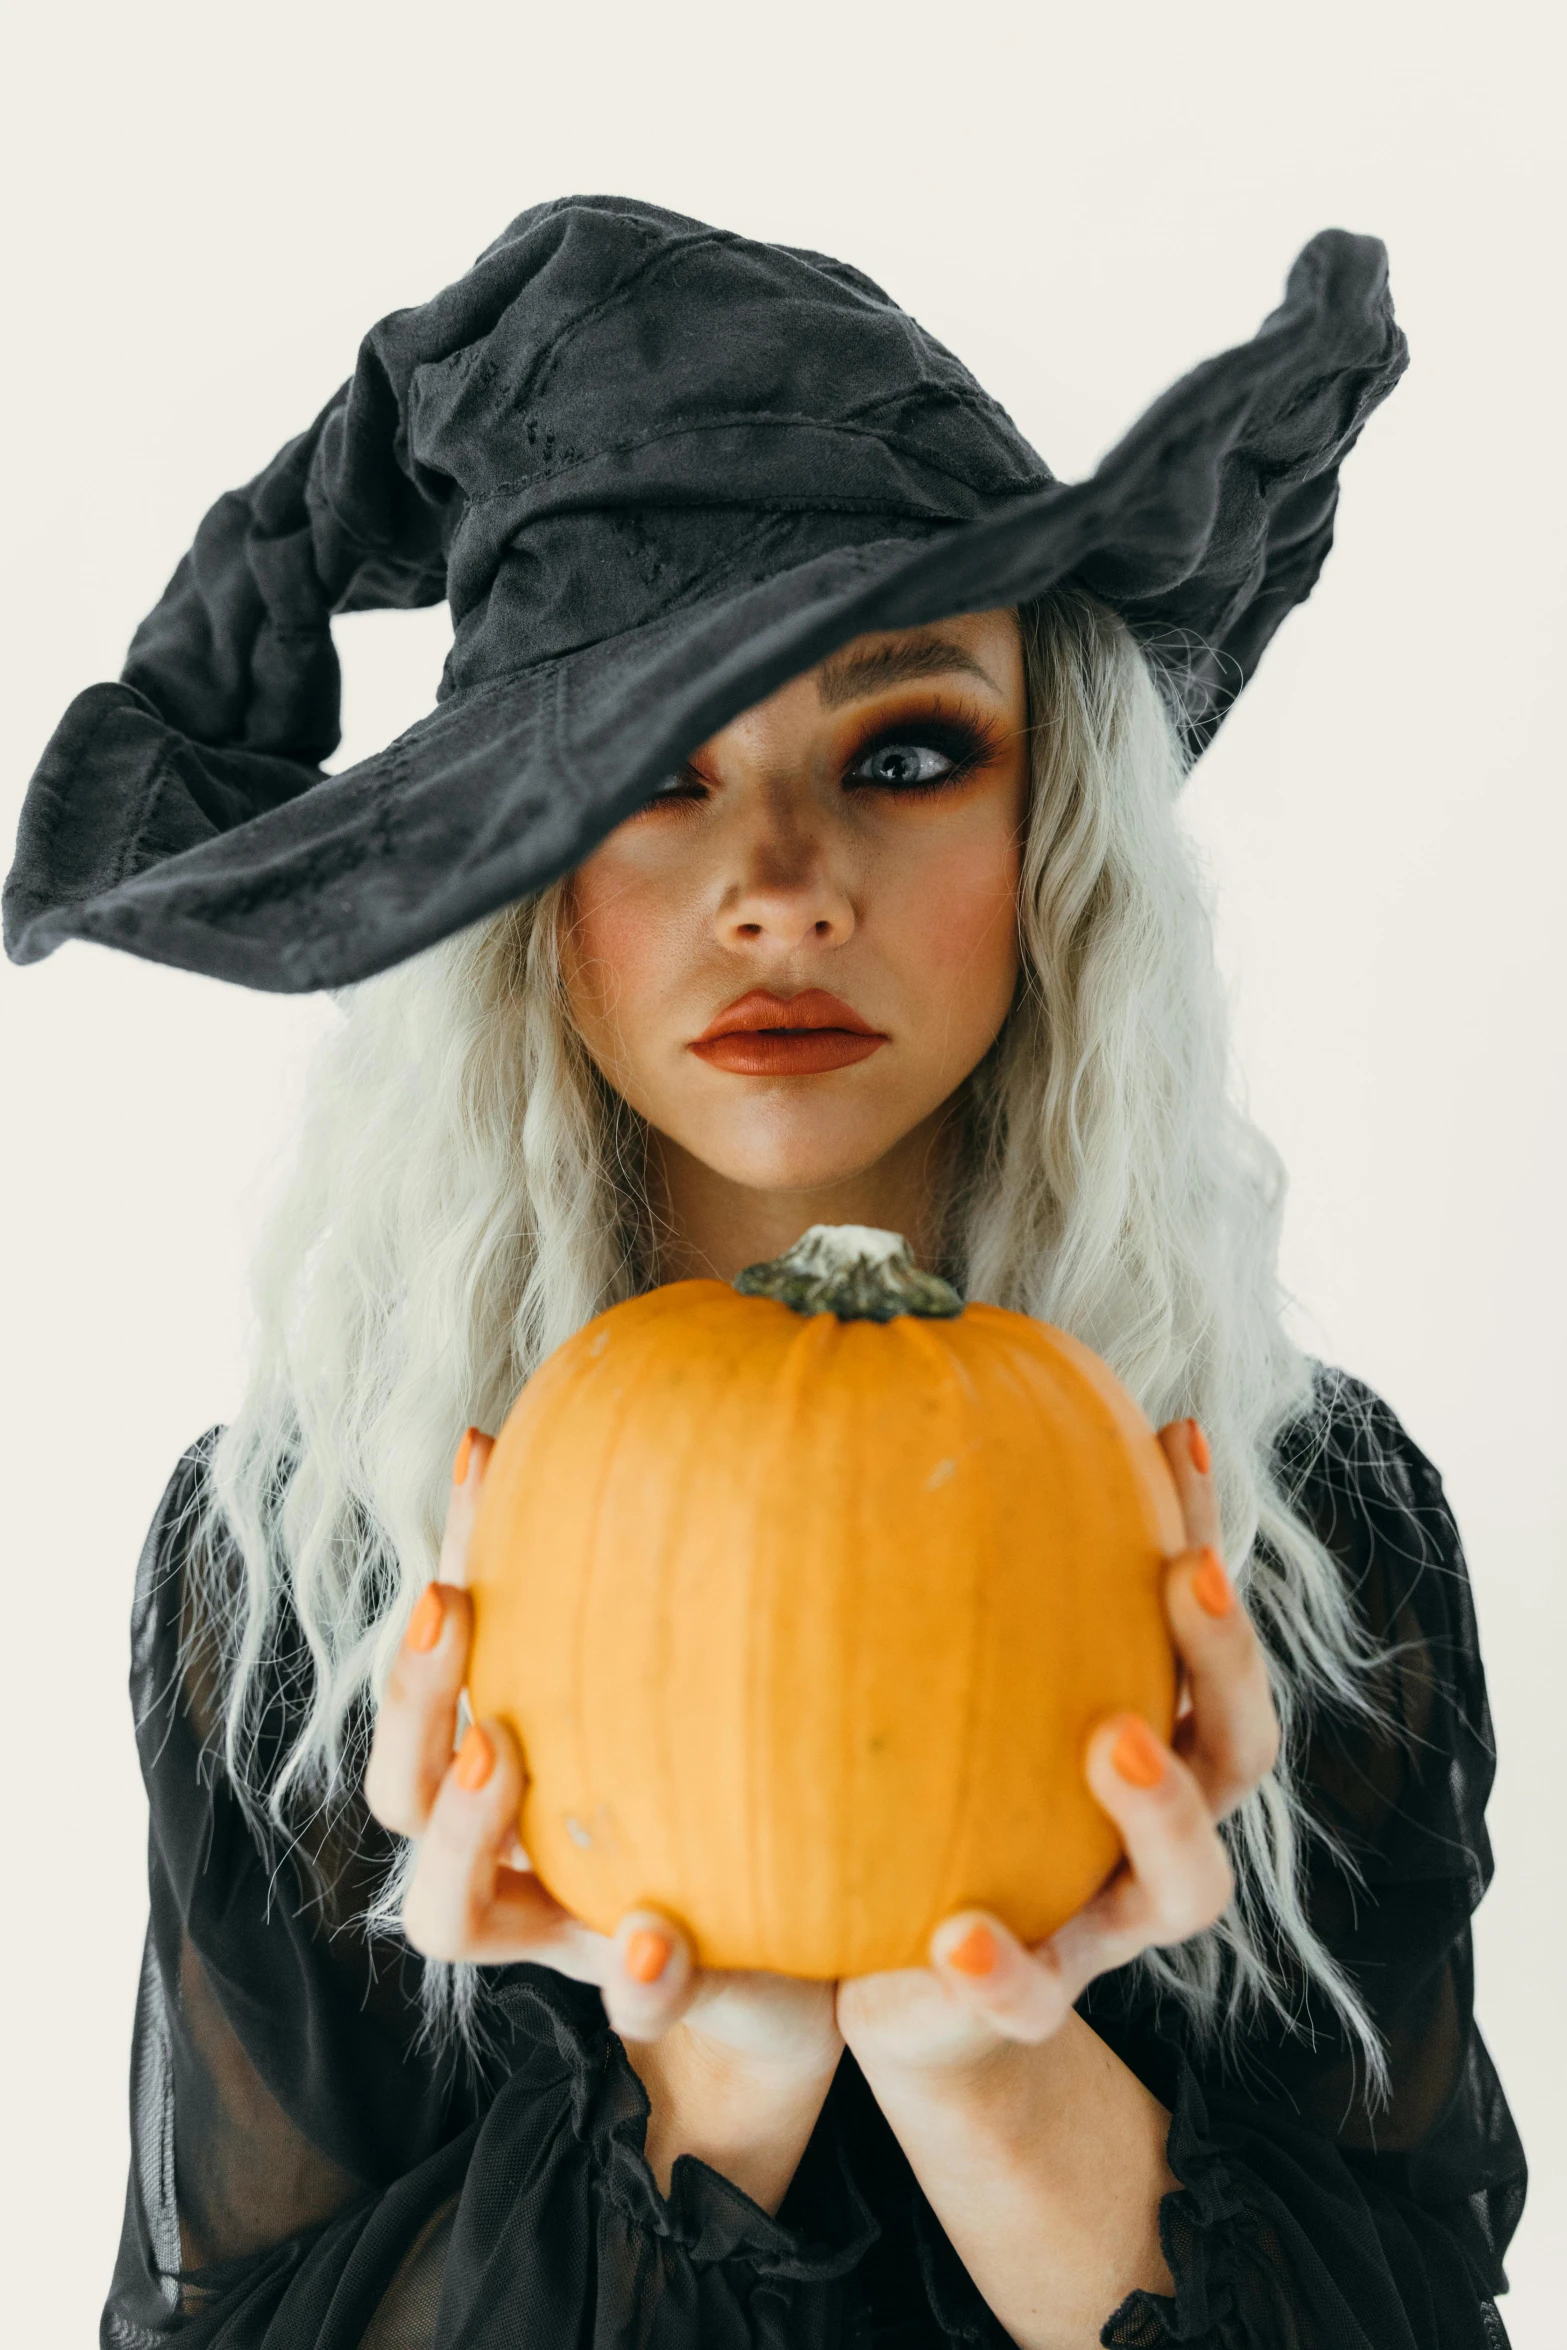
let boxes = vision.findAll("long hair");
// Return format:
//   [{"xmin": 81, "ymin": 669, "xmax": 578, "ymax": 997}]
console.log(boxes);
[{"xmin": 196, "ymin": 588, "xmax": 1387, "ymax": 2086}]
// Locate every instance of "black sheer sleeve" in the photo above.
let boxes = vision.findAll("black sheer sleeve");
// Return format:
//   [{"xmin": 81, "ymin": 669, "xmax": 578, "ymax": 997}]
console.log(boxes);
[
  {"xmin": 103, "ymin": 1443, "xmax": 879, "ymax": 2350},
  {"xmin": 104, "ymin": 1377, "xmax": 1525, "ymax": 2350},
  {"xmin": 106, "ymin": 1437, "xmax": 480, "ymax": 2345},
  {"xmin": 1072, "ymin": 1371, "xmax": 1525, "ymax": 2349}
]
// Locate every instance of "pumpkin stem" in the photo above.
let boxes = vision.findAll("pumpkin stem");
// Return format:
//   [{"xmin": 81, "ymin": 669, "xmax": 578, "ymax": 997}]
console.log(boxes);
[{"xmin": 734, "ymin": 1225, "xmax": 963, "ymax": 1322}]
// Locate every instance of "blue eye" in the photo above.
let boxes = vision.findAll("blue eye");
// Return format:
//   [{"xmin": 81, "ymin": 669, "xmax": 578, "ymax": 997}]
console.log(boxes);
[{"xmin": 850, "ymin": 741, "xmax": 956, "ymax": 788}]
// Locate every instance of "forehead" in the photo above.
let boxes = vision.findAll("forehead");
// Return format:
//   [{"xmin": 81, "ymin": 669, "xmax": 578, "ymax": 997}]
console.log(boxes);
[
  {"xmin": 812, "ymin": 610, "xmax": 1023, "ymax": 711},
  {"xmin": 698, "ymin": 609, "xmax": 1024, "ymax": 756}
]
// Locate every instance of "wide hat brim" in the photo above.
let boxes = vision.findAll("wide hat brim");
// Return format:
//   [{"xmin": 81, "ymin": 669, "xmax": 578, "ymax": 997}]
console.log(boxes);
[{"xmin": 5, "ymin": 221, "xmax": 1405, "ymax": 993}]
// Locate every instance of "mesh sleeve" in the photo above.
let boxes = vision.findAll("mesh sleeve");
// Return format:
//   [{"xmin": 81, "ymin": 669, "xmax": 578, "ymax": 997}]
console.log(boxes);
[{"xmin": 908, "ymin": 1371, "xmax": 1525, "ymax": 2350}]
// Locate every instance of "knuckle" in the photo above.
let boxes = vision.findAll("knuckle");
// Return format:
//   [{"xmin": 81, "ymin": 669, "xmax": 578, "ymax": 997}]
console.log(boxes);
[
  {"xmin": 1151, "ymin": 1749, "xmax": 1203, "ymax": 1819},
  {"xmin": 1180, "ymin": 1846, "xmax": 1235, "ymax": 1936},
  {"xmin": 1151, "ymin": 1802, "xmax": 1235, "ymax": 1939},
  {"xmin": 1192, "ymin": 1687, "xmax": 1279, "ymax": 1805},
  {"xmin": 1158, "ymin": 1869, "xmax": 1230, "ymax": 1945},
  {"xmin": 1010, "ymin": 1970, "xmax": 1070, "ymax": 2042},
  {"xmin": 401, "ymin": 1880, "xmax": 472, "ymax": 1964},
  {"xmin": 1215, "ymin": 1610, "xmax": 1258, "ymax": 1663},
  {"xmin": 399, "ymin": 1886, "xmax": 445, "ymax": 1960},
  {"xmin": 362, "ymin": 1747, "xmax": 389, "ymax": 1817},
  {"xmin": 1200, "ymin": 1734, "xmax": 1252, "ymax": 1801},
  {"xmin": 1196, "ymin": 1610, "xmax": 1251, "ymax": 1671},
  {"xmin": 1197, "ymin": 1867, "xmax": 1235, "ymax": 1933},
  {"xmin": 604, "ymin": 1995, "xmax": 669, "ymax": 2045},
  {"xmin": 1113, "ymin": 1878, "xmax": 1159, "ymax": 1944},
  {"xmin": 1204, "ymin": 1766, "xmax": 1251, "ymax": 1822},
  {"xmin": 1206, "ymin": 1837, "xmax": 1236, "ymax": 1906},
  {"xmin": 362, "ymin": 1754, "xmax": 410, "ymax": 1836},
  {"xmin": 1225, "ymin": 1694, "xmax": 1281, "ymax": 1788},
  {"xmin": 383, "ymin": 1654, "xmax": 432, "ymax": 1710},
  {"xmin": 437, "ymin": 1588, "xmax": 473, "ymax": 1650}
]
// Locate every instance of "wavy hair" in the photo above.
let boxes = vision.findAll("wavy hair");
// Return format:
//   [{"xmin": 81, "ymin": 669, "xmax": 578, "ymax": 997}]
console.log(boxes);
[{"xmin": 196, "ymin": 588, "xmax": 1387, "ymax": 2087}]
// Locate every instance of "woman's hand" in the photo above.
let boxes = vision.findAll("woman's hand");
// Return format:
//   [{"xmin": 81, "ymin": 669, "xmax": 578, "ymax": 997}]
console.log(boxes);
[
  {"xmin": 363, "ymin": 1431, "xmax": 842, "ymax": 2210},
  {"xmin": 836, "ymin": 1414, "xmax": 1278, "ymax": 2069}
]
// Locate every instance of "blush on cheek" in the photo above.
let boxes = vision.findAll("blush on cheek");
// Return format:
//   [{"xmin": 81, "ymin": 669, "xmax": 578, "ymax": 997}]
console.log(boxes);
[
  {"xmin": 563, "ymin": 859, "xmax": 670, "ymax": 1035},
  {"xmin": 896, "ymin": 837, "xmax": 1021, "ymax": 1021}
]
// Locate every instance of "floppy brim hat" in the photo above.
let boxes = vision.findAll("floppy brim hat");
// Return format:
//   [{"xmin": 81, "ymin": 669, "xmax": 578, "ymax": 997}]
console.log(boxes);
[{"xmin": 4, "ymin": 196, "xmax": 1406, "ymax": 994}]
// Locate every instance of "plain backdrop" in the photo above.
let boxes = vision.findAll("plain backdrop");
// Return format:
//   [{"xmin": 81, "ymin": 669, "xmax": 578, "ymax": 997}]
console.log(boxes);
[{"xmin": 2, "ymin": 0, "xmax": 1562, "ymax": 2337}]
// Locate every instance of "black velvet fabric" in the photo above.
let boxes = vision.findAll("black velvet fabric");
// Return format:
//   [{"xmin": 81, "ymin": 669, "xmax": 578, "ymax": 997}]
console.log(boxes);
[
  {"xmin": 5, "ymin": 196, "xmax": 1406, "ymax": 993},
  {"xmin": 105, "ymin": 1369, "xmax": 1522, "ymax": 2350}
]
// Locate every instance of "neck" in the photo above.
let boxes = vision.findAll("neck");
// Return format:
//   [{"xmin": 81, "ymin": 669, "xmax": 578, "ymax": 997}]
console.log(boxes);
[{"xmin": 646, "ymin": 1110, "xmax": 959, "ymax": 1288}]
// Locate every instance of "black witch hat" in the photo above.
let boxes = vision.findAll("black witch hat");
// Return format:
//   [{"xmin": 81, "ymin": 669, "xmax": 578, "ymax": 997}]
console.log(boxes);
[{"xmin": 3, "ymin": 195, "xmax": 1406, "ymax": 993}]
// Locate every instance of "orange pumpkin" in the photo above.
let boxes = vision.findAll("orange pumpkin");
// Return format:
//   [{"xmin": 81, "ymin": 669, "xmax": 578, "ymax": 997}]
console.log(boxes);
[{"xmin": 466, "ymin": 1225, "xmax": 1182, "ymax": 1978}]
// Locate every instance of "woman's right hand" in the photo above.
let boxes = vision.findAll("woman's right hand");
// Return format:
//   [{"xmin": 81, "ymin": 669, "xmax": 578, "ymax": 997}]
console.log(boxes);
[{"xmin": 363, "ymin": 1431, "xmax": 842, "ymax": 2204}]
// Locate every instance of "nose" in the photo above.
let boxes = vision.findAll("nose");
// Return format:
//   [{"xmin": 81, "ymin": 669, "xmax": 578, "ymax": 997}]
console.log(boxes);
[{"xmin": 714, "ymin": 806, "xmax": 856, "ymax": 954}]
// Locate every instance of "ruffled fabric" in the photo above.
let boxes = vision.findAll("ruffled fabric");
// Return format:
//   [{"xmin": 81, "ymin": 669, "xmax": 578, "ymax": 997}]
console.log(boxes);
[
  {"xmin": 1098, "ymin": 2053, "xmax": 1514, "ymax": 2350},
  {"xmin": 907, "ymin": 2045, "xmax": 1516, "ymax": 2350},
  {"xmin": 114, "ymin": 1965, "xmax": 881, "ymax": 2350},
  {"xmin": 104, "ymin": 1370, "xmax": 1526, "ymax": 2350}
]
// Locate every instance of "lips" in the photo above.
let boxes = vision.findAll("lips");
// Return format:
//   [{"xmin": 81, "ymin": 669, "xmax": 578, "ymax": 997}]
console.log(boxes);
[{"xmin": 690, "ymin": 989, "xmax": 889, "ymax": 1076}]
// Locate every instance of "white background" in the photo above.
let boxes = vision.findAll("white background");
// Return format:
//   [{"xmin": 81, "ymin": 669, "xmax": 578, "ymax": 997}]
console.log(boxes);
[{"xmin": 1, "ymin": 1, "xmax": 1561, "ymax": 2336}]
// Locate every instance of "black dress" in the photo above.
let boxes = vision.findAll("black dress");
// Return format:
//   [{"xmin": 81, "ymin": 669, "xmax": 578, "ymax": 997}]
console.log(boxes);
[{"xmin": 103, "ymin": 1371, "xmax": 1526, "ymax": 2350}]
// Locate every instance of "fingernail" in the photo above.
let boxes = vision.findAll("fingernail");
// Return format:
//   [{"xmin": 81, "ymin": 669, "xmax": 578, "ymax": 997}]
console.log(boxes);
[
  {"xmin": 623, "ymin": 1928, "xmax": 672, "ymax": 1985},
  {"xmin": 406, "ymin": 1585, "xmax": 445, "ymax": 1654},
  {"xmin": 453, "ymin": 1428, "xmax": 478, "ymax": 1486},
  {"xmin": 945, "ymin": 1922, "xmax": 999, "ymax": 1978},
  {"xmin": 454, "ymin": 1723, "xmax": 494, "ymax": 1792},
  {"xmin": 1192, "ymin": 1546, "xmax": 1235, "ymax": 1618},
  {"xmin": 1111, "ymin": 1717, "xmax": 1166, "ymax": 1790},
  {"xmin": 1187, "ymin": 1420, "xmax": 1211, "ymax": 1476}
]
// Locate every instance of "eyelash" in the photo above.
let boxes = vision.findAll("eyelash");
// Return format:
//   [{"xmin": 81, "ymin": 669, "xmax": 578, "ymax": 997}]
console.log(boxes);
[
  {"xmin": 644, "ymin": 703, "xmax": 1003, "ymax": 812},
  {"xmin": 843, "ymin": 711, "xmax": 1001, "ymax": 795}
]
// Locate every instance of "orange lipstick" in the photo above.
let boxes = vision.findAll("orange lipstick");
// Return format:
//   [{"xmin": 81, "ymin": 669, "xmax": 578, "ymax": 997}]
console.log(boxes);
[{"xmin": 690, "ymin": 988, "xmax": 887, "ymax": 1075}]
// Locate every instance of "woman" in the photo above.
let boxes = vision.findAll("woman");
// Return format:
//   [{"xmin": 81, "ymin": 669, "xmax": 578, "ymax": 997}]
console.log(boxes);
[{"xmin": 6, "ymin": 198, "xmax": 1523, "ymax": 2347}]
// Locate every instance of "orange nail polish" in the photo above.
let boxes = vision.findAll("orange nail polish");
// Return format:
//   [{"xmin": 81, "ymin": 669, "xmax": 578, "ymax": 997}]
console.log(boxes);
[
  {"xmin": 945, "ymin": 1922, "xmax": 999, "ymax": 1977},
  {"xmin": 454, "ymin": 1723, "xmax": 494, "ymax": 1792},
  {"xmin": 406, "ymin": 1585, "xmax": 445, "ymax": 1653},
  {"xmin": 1192, "ymin": 1547, "xmax": 1235, "ymax": 1618},
  {"xmin": 624, "ymin": 1928, "xmax": 672, "ymax": 1985},
  {"xmin": 1111, "ymin": 1717, "xmax": 1166, "ymax": 1790},
  {"xmin": 453, "ymin": 1428, "xmax": 476, "ymax": 1486},
  {"xmin": 1188, "ymin": 1420, "xmax": 1211, "ymax": 1476}
]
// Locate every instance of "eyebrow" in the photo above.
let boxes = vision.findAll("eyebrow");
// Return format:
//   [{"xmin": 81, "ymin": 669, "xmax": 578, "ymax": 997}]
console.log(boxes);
[{"xmin": 815, "ymin": 631, "xmax": 1002, "ymax": 709}]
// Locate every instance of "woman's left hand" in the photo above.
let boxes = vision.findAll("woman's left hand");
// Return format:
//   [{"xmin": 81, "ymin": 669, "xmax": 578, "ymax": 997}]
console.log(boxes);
[{"xmin": 836, "ymin": 1417, "xmax": 1280, "ymax": 2072}]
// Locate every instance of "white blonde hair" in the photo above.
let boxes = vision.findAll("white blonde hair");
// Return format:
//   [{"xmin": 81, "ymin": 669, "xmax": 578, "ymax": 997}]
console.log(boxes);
[{"xmin": 196, "ymin": 588, "xmax": 1386, "ymax": 2085}]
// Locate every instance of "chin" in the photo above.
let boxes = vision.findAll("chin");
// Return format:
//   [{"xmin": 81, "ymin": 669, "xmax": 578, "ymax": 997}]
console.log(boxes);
[{"xmin": 693, "ymin": 1109, "xmax": 919, "ymax": 1198}]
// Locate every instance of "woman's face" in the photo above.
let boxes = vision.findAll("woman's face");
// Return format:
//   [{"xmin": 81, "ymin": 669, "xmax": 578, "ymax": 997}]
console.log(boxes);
[{"xmin": 562, "ymin": 608, "xmax": 1028, "ymax": 1204}]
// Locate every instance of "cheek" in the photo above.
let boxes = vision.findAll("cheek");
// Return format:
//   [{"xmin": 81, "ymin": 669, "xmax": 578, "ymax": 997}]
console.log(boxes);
[
  {"xmin": 880, "ymin": 819, "xmax": 1021, "ymax": 1027},
  {"xmin": 564, "ymin": 848, "xmax": 689, "ymax": 1053}
]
